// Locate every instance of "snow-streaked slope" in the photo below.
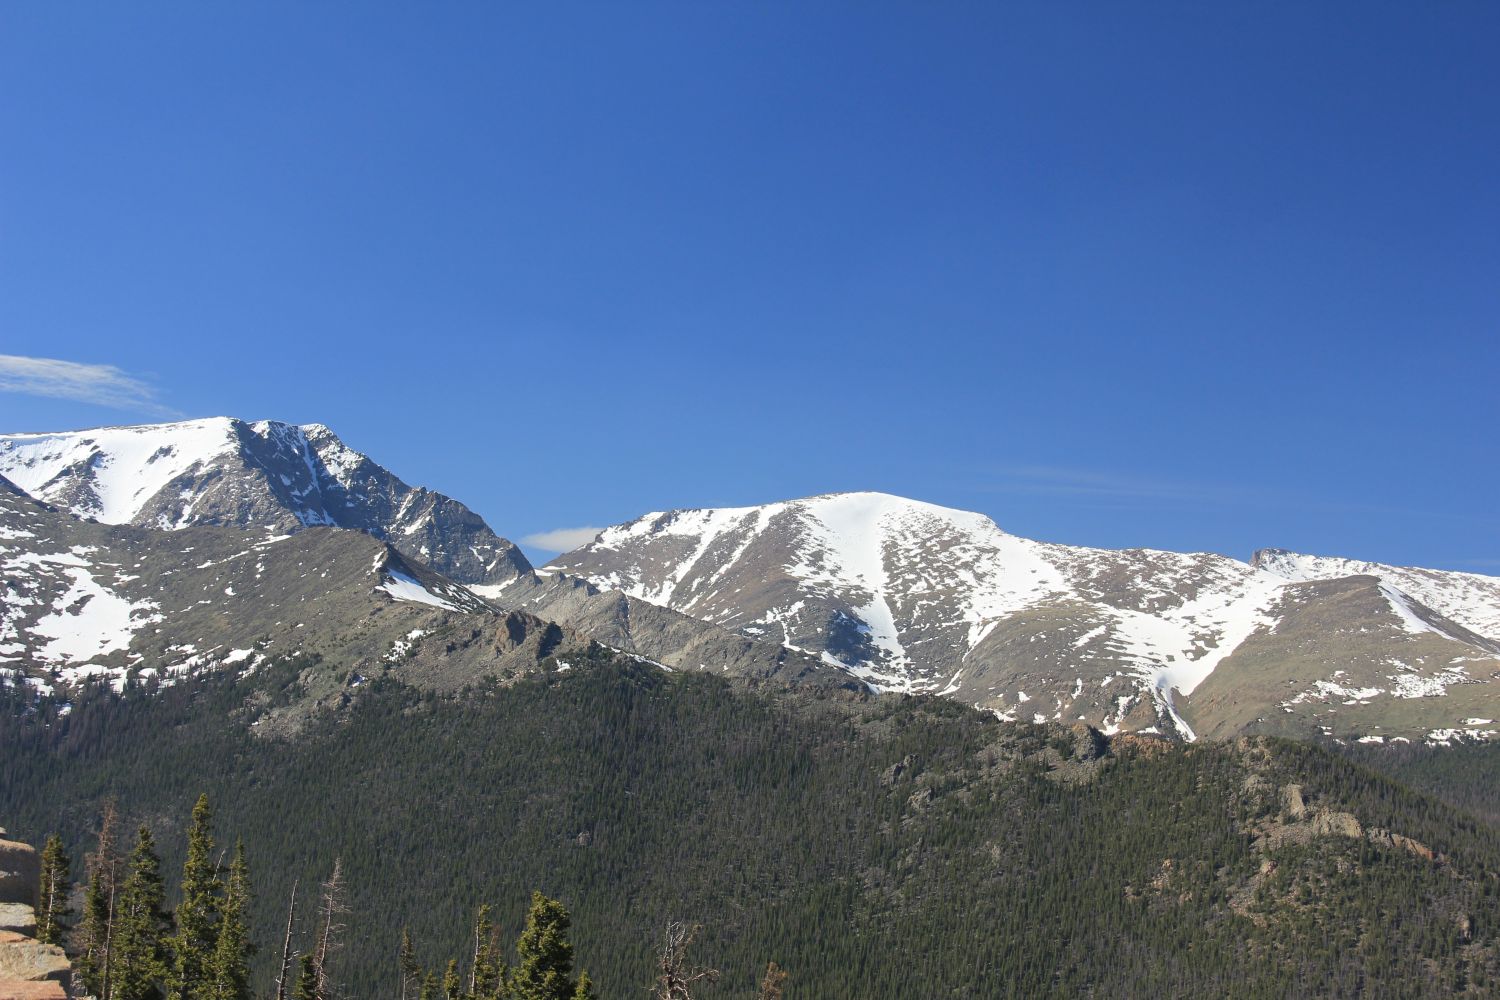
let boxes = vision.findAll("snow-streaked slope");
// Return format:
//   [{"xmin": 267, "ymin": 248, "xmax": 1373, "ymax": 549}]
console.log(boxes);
[
  {"xmin": 556, "ymin": 493, "xmax": 1287, "ymax": 728},
  {"xmin": 0, "ymin": 418, "xmax": 530, "ymax": 585},
  {"xmin": 1254, "ymin": 549, "xmax": 1500, "ymax": 642},
  {"xmin": 0, "ymin": 418, "xmax": 241, "ymax": 524},
  {"xmin": 555, "ymin": 492, "xmax": 1500, "ymax": 742}
]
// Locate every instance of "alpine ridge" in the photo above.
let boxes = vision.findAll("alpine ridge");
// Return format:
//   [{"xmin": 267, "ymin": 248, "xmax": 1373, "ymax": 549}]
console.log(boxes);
[{"xmin": 551, "ymin": 491, "xmax": 1500, "ymax": 743}]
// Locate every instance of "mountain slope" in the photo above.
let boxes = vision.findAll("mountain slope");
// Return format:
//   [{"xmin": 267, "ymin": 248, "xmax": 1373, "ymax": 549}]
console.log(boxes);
[
  {"xmin": 0, "ymin": 473, "xmax": 848, "ymax": 703},
  {"xmin": 0, "ymin": 417, "xmax": 530, "ymax": 585},
  {"xmin": 3, "ymin": 659, "xmax": 1498, "ymax": 998},
  {"xmin": 0, "ymin": 473, "xmax": 588, "ymax": 706},
  {"xmin": 551, "ymin": 492, "xmax": 1500, "ymax": 742},
  {"xmin": 481, "ymin": 569, "xmax": 853, "ymax": 688},
  {"xmin": 1254, "ymin": 547, "xmax": 1500, "ymax": 641}
]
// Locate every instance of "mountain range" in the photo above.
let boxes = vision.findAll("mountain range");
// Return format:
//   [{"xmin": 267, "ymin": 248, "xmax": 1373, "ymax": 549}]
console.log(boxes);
[{"xmin": 3, "ymin": 418, "xmax": 1497, "ymax": 746}]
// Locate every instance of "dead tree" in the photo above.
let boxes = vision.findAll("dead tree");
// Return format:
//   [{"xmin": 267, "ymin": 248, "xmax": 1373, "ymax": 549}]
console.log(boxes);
[
  {"xmin": 273, "ymin": 879, "xmax": 299, "ymax": 1000},
  {"xmin": 313, "ymin": 858, "xmax": 349, "ymax": 1000},
  {"xmin": 652, "ymin": 921, "xmax": 719, "ymax": 1000},
  {"xmin": 757, "ymin": 962, "xmax": 788, "ymax": 1000}
]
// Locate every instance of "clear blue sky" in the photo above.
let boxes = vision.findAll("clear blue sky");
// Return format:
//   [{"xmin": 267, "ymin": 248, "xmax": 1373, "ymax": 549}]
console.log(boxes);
[{"xmin": 1, "ymin": 4, "xmax": 1495, "ymax": 569}]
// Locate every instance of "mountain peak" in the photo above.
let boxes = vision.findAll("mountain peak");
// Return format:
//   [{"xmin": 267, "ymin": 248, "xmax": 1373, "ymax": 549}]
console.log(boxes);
[{"xmin": 0, "ymin": 417, "xmax": 530, "ymax": 585}]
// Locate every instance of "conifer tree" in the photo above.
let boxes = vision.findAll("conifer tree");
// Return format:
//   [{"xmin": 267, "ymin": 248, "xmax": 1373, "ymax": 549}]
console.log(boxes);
[
  {"xmin": 418, "ymin": 972, "xmax": 439, "ymax": 1000},
  {"xmin": 206, "ymin": 841, "xmax": 253, "ymax": 1000},
  {"xmin": 469, "ymin": 905, "xmax": 504, "ymax": 999},
  {"xmin": 572, "ymin": 971, "xmax": 597, "ymax": 1000},
  {"xmin": 441, "ymin": 959, "xmax": 461, "ymax": 1000},
  {"xmin": 113, "ymin": 827, "xmax": 170, "ymax": 1000},
  {"xmin": 398, "ymin": 928, "xmax": 422, "ymax": 1000},
  {"xmin": 80, "ymin": 801, "xmax": 122, "ymax": 1000},
  {"xmin": 508, "ymin": 892, "xmax": 579, "ymax": 1000},
  {"xmin": 35, "ymin": 833, "xmax": 72, "ymax": 945},
  {"xmin": 292, "ymin": 954, "xmax": 318, "ymax": 1000},
  {"xmin": 171, "ymin": 794, "xmax": 220, "ymax": 1000}
]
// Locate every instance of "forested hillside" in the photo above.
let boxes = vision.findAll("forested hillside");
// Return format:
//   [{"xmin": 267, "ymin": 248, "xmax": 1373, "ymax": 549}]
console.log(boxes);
[{"xmin": 3, "ymin": 655, "xmax": 1498, "ymax": 998}]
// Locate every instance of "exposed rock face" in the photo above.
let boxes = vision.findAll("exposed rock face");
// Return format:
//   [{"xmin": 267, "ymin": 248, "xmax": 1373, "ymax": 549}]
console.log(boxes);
[
  {"xmin": 0, "ymin": 907, "xmax": 32, "ymax": 936},
  {"xmin": 0, "ymin": 418, "xmax": 531, "ymax": 586},
  {"xmin": 0, "ymin": 478, "xmax": 577, "ymax": 700},
  {"xmin": 0, "ymin": 832, "xmax": 71, "ymax": 1000},
  {"xmin": 0, "ymin": 941, "xmax": 68, "ymax": 985},
  {"xmin": 0, "ymin": 844, "xmax": 37, "ymax": 907},
  {"xmin": 482, "ymin": 570, "xmax": 857, "ymax": 689}
]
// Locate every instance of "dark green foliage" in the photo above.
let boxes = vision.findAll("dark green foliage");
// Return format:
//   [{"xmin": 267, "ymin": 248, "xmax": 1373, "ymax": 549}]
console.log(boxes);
[
  {"xmin": 292, "ymin": 953, "xmax": 318, "ymax": 1000},
  {"xmin": 35, "ymin": 832, "xmax": 71, "ymax": 945},
  {"xmin": 572, "ymin": 970, "xmax": 597, "ymax": 1000},
  {"xmin": 114, "ymin": 827, "xmax": 171, "ymax": 1000},
  {"xmin": 1340, "ymin": 740, "xmax": 1500, "ymax": 825},
  {"xmin": 399, "ymin": 928, "xmax": 422, "ymax": 1000},
  {"xmin": 207, "ymin": 841, "xmax": 253, "ymax": 1000},
  {"xmin": 171, "ymin": 793, "xmax": 220, "ymax": 1000},
  {"xmin": 3, "ymin": 653, "xmax": 1499, "ymax": 998},
  {"xmin": 509, "ymin": 891, "xmax": 578, "ymax": 1000}
]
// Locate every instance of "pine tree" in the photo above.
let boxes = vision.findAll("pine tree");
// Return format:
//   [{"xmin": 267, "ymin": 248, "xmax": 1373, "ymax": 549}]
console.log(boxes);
[
  {"xmin": 469, "ymin": 905, "xmax": 504, "ymax": 1000},
  {"xmin": 398, "ymin": 927, "xmax": 422, "ymax": 1000},
  {"xmin": 113, "ymin": 826, "xmax": 170, "ymax": 1000},
  {"xmin": 35, "ymin": 833, "xmax": 72, "ymax": 945},
  {"xmin": 170, "ymin": 794, "xmax": 221, "ymax": 1000},
  {"xmin": 418, "ymin": 972, "xmax": 439, "ymax": 1000},
  {"xmin": 441, "ymin": 959, "xmax": 461, "ymax": 1000},
  {"xmin": 79, "ymin": 801, "xmax": 122, "ymax": 1000},
  {"xmin": 509, "ymin": 892, "xmax": 578, "ymax": 1000},
  {"xmin": 572, "ymin": 971, "xmax": 597, "ymax": 1000},
  {"xmin": 292, "ymin": 954, "xmax": 318, "ymax": 1000},
  {"xmin": 206, "ymin": 841, "xmax": 253, "ymax": 1000}
]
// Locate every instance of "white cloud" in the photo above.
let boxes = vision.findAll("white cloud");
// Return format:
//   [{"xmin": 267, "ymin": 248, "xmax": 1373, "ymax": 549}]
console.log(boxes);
[
  {"xmin": 521, "ymin": 526, "xmax": 605, "ymax": 553},
  {"xmin": 0, "ymin": 354, "xmax": 178, "ymax": 415}
]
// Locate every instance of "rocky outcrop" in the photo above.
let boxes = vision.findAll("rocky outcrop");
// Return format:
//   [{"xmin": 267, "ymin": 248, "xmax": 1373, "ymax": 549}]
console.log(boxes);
[
  {"xmin": 0, "ymin": 841, "xmax": 38, "ymax": 907},
  {"xmin": 0, "ymin": 831, "xmax": 71, "ymax": 1000}
]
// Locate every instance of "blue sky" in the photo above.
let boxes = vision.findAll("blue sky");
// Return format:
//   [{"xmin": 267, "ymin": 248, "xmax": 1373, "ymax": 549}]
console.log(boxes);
[{"xmin": 1, "ymin": 4, "xmax": 1495, "ymax": 569}]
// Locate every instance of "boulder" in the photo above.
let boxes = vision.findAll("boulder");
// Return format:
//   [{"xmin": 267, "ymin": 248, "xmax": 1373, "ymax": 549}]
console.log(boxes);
[
  {"xmin": 0, "ymin": 843, "xmax": 38, "ymax": 907},
  {"xmin": 0, "ymin": 940, "xmax": 69, "ymax": 983},
  {"xmin": 0, "ymin": 981, "xmax": 68, "ymax": 999},
  {"xmin": 0, "ymin": 906, "xmax": 33, "ymax": 936}
]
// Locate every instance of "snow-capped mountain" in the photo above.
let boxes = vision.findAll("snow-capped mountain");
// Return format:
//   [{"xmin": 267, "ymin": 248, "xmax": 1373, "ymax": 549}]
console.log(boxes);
[
  {"xmin": 0, "ymin": 418, "xmax": 530, "ymax": 585},
  {"xmin": 552, "ymin": 492, "xmax": 1500, "ymax": 742},
  {"xmin": 0, "ymin": 468, "xmax": 844, "ymax": 703},
  {"xmin": 0, "ymin": 472, "xmax": 585, "ymax": 706}
]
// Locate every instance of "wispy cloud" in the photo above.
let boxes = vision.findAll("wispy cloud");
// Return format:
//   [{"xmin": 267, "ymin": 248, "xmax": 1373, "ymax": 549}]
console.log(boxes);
[
  {"xmin": 0, "ymin": 354, "xmax": 178, "ymax": 416},
  {"xmin": 521, "ymin": 526, "xmax": 605, "ymax": 553}
]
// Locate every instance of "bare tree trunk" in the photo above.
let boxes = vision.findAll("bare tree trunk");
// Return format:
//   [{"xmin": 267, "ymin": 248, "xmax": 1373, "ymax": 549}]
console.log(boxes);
[
  {"xmin": 274, "ymin": 879, "xmax": 299, "ymax": 1000},
  {"xmin": 102, "ymin": 872, "xmax": 116, "ymax": 1000},
  {"xmin": 313, "ymin": 858, "xmax": 347, "ymax": 1000},
  {"xmin": 653, "ymin": 922, "xmax": 719, "ymax": 1000},
  {"xmin": 468, "ymin": 918, "xmax": 480, "ymax": 997}
]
